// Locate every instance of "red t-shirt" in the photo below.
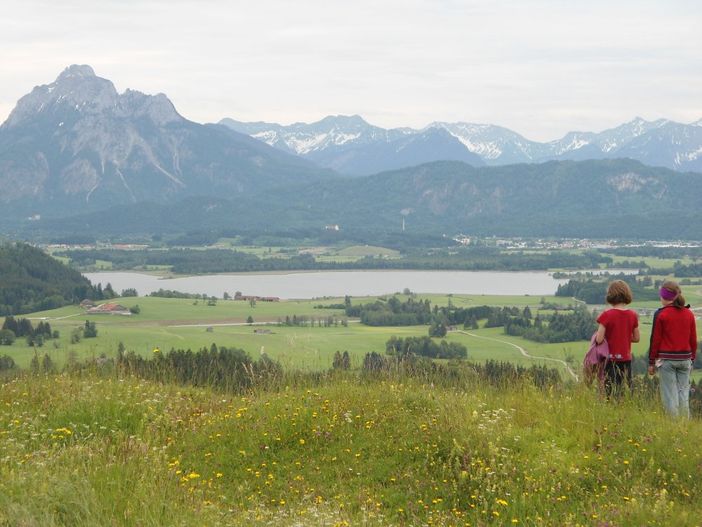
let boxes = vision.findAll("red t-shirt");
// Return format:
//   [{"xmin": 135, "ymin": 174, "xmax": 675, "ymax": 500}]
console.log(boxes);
[{"xmin": 596, "ymin": 308, "xmax": 638, "ymax": 361}]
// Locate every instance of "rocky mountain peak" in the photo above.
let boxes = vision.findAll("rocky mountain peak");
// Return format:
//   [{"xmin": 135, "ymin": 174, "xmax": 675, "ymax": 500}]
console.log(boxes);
[
  {"xmin": 316, "ymin": 114, "xmax": 370, "ymax": 130},
  {"xmin": 119, "ymin": 89, "xmax": 182, "ymax": 125},
  {"xmin": 2, "ymin": 64, "xmax": 118, "ymax": 129},
  {"xmin": 57, "ymin": 64, "xmax": 97, "ymax": 80},
  {"xmin": 1, "ymin": 65, "xmax": 184, "ymax": 130}
]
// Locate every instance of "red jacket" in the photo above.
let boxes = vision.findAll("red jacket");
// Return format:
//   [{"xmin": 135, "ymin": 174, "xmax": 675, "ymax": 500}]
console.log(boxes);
[{"xmin": 648, "ymin": 305, "xmax": 697, "ymax": 365}]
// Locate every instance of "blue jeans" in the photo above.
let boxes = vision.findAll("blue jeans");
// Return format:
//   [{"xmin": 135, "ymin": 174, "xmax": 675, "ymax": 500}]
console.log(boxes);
[{"xmin": 657, "ymin": 359, "xmax": 692, "ymax": 418}]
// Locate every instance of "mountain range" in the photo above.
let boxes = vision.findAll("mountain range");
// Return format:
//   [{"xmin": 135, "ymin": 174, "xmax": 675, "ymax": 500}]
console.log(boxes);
[
  {"xmin": 0, "ymin": 65, "xmax": 332, "ymax": 217},
  {"xmin": 32, "ymin": 158, "xmax": 702, "ymax": 241},
  {"xmin": 2, "ymin": 65, "xmax": 702, "ymax": 241},
  {"xmin": 221, "ymin": 115, "xmax": 702, "ymax": 175}
]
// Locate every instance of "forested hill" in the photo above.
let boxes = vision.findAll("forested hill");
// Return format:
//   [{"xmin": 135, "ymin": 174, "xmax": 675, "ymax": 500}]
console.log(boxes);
[
  {"xmin": 32, "ymin": 158, "xmax": 702, "ymax": 240},
  {"xmin": 0, "ymin": 243, "xmax": 97, "ymax": 315}
]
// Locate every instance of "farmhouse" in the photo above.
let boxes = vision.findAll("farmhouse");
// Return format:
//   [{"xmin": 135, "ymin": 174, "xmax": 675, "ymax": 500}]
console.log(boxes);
[
  {"xmin": 87, "ymin": 303, "xmax": 132, "ymax": 316},
  {"xmin": 234, "ymin": 293, "xmax": 280, "ymax": 302}
]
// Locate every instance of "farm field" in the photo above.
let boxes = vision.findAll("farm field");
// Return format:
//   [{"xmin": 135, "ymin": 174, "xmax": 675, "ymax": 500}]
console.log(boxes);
[{"xmin": 0, "ymin": 293, "xmax": 669, "ymax": 377}]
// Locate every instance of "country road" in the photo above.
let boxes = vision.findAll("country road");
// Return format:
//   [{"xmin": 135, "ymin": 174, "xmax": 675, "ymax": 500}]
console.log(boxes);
[{"xmin": 459, "ymin": 331, "xmax": 579, "ymax": 381}]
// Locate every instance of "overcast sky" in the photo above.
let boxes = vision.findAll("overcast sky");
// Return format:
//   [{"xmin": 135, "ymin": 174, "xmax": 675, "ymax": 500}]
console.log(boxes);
[{"xmin": 1, "ymin": 0, "xmax": 700, "ymax": 141}]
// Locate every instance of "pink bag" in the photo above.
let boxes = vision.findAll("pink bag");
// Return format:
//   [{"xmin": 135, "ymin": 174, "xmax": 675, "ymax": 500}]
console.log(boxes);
[{"xmin": 583, "ymin": 332, "xmax": 609, "ymax": 387}]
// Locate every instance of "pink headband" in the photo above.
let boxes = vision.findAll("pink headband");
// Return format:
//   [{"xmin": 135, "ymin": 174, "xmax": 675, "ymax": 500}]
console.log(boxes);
[{"xmin": 659, "ymin": 287, "xmax": 678, "ymax": 301}]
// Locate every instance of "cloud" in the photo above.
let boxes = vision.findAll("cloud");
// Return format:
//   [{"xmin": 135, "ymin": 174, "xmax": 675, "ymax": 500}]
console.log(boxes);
[{"xmin": 1, "ymin": 0, "xmax": 700, "ymax": 140}]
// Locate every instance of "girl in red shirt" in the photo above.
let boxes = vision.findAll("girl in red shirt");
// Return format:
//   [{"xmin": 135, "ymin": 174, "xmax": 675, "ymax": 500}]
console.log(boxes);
[
  {"xmin": 648, "ymin": 280, "xmax": 697, "ymax": 418},
  {"xmin": 595, "ymin": 280, "xmax": 640, "ymax": 397}
]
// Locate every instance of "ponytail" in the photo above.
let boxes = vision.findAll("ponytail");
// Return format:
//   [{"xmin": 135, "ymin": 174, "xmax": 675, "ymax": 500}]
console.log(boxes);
[
  {"xmin": 660, "ymin": 280, "xmax": 686, "ymax": 307},
  {"xmin": 674, "ymin": 294, "xmax": 687, "ymax": 308}
]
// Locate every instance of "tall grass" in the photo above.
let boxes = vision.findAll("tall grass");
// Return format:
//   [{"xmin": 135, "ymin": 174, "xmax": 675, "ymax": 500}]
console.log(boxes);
[{"xmin": 2, "ymin": 366, "xmax": 701, "ymax": 526}]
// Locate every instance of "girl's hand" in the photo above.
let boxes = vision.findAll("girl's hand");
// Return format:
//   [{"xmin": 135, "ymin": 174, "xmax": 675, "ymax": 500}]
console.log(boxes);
[{"xmin": 647, "ymin": 365, "xmax": 656, "ymax": 376}]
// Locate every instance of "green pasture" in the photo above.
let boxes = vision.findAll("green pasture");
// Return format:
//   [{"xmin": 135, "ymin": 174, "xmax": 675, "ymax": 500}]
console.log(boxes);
[
  {"xmin": 0, "ymin": 294, "xmax": 584, "ymax": 374},
  {"xmin": 607, "ymin": 255, "xmax": 697, "ymax": 269},
  {"xmin": 222, "ymin": 243, "xmax": 402, "ymax": 263},
  {"xmin": 316, "ymin": 245, "xmax": 401, "ymax": 262},
  {"xmin": 4, "ymin": 292, "xmax": 697, "ymax": 378}
]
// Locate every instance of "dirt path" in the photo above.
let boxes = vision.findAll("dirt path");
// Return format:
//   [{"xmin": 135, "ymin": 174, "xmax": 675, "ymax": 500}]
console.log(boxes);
[{"xmin": 459, "ymin": 331, "xmax": 579, "ymax": 381}]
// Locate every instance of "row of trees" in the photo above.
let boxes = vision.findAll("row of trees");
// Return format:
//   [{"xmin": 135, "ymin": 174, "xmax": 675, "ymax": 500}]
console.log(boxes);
[
  {"xmin": 359, "ymin": 354, "xmax": 561, "ymax": 390},
  {"xmin": 556, "ymin": 274, "xmax": 658, "ymax": 304},
  {"xmin": 59, "ymin": 246, "xmax": 614, "ymax": 275},
  {"xmin": 1, "ymin": 316, "xmax": 59, "ymax": 346},
  {"xmin": 345, "ymin": 294, "xmax": 598, "ymax": 344},
  {"xmin": 345, "ymin": 295, "xmax": 433, "ymax": 326},
  {"xmin": 430, "ymin": 303, "xmax": 596, "ymax": 344},
  {"xmin": 385, "ymin": 336, "xmax": 467, "ymax": 360},
  {"xmin": 502, "ymin": 308, "xmax": 596, "ymax": 343},
  {"xmin": 116, "ymin": 344, "xmax": 281, "ymax": 392}
]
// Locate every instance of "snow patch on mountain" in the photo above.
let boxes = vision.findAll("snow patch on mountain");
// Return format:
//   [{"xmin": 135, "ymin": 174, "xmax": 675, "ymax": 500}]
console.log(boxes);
[
  {"xmin": 287, "ymin": 133, "xmax": 330, "ymax": 154},
  {"xmin": 221, "ymin": 114, "xmax": 702, "ymax": 173}
]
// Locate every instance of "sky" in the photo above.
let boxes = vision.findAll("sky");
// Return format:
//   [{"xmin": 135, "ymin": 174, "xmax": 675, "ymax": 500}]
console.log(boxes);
[{"xmin": 1, "ymin": 0, "xmax": 701, "ymax": 141}]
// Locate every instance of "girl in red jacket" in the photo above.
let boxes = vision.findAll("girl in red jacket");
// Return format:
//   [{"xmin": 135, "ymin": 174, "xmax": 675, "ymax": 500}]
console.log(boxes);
[
  {"xmin": 648, "ymin": 280, "xmax": 697, "ymax": 418},
  {"xmin": 595, "ymin": 280, "xmax": 640, "ymax": 398}
]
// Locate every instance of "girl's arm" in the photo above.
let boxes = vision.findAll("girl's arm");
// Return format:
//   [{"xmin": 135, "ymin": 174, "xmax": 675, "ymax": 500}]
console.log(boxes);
[
  {"xmin": 690, "ymin": 316, "xmax": 697, "ymax": 361},
  {"xmin": 595, "ymin": 323, "xmax": 606, "ymax": 344},
  {"xmin": 649, "ymin": 314, "xmax": 663, "ymax": 365},
  {"xmin": 631, "ymin": 327, "xmax": 640, "ymax": 343}
]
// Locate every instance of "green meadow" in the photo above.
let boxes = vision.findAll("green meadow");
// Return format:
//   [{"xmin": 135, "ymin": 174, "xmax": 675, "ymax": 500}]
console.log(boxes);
[
  {"xmin": 3, "ymin": 372, "xmax": 702, "ymax": 526},
  {"xmin": 0, "ymin": 293, "xmax": 667, "ymax": 378},
  {"xmin": 3, "ymin": 292, "xmax": 702, "ymax": 526}
]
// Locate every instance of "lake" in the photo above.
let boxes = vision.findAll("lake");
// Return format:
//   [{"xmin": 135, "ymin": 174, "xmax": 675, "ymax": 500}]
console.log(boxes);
[{"xmin": 84, "ymin": 270, "xmax": 574, "ymax": 299}]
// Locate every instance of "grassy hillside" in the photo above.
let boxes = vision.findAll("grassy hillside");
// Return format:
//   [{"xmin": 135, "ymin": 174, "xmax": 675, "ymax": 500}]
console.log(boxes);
[
  {"xmin": 28, "ymin": 158, "xmax": 702, "ymax": 240},
  {"xmin": 2, "ymin": 372, "xmax": 701, "ymax": 526}
]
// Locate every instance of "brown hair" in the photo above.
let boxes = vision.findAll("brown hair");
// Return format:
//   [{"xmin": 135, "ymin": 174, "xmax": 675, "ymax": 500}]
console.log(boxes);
[
  {"xmin": 605, "ymin": 280, "xmax": 633, "ymax": 305},
  {"xmin": 660, "ymin": 280, "xmax": 686, "ymax": 308}
]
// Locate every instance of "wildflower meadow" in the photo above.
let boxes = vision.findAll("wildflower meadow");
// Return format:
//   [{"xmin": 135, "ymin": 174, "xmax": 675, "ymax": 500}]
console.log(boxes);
[{"xmin": 1, "ymin": 362, "xmax": 701, "ymax": 526}]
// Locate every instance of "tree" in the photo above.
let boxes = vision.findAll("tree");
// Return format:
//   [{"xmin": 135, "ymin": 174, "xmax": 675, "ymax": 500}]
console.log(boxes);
[
  {"xmin": 428, "ymin": 321, "xmax": 447, "ymax": 338},
  {"xmin": 27, "ymin": 334, "xmax": 44, "ymax": 347},
  {"xmin": 83, "ymin": 320, "xmax": 98, "ymax": 338},
  {"xmin": 0, "ymin": 329, "xmax": 15, "ymax": 345},
  {"xmin": 18, "ymin": 318, "xmax": 33, "ymax": 337},
  {"xmin": 363, "ymin": 352, "xmax": 386, "ymax": 372},
  {"xmin": 41, "ymin": 353, "xmax": 56, "ymax": 374},
  {"xmin": 223, "ymin": 292, "xmax": 231, "ymax": 300},
  {"xmin": 121, "ymin": 288, "xmax": 138, "ymax": 297},
  {"xmin": 246, "ymin": 315, "xmax": 254, "ymax": 325},
  {"xmin": 2, "ymin": 316, "xmax": 18, "ymax": 336},
  {"xmin": 103, "ymin": 283, "xmax": 116, "ymax": 299},
  {"xmin": 0, "ymin": 355, "xmax": 16, "ymax": 371},
  {"xmin": 129, "ymin": 305, "xmax": 141, "ymax": 314},
  {"xmin": 332, "ymin": 351, "xmax": 343, "ymax": 370},
  {"xmin": 29, "ymin": 354, "xmax": 40, "ymax": 375}
]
